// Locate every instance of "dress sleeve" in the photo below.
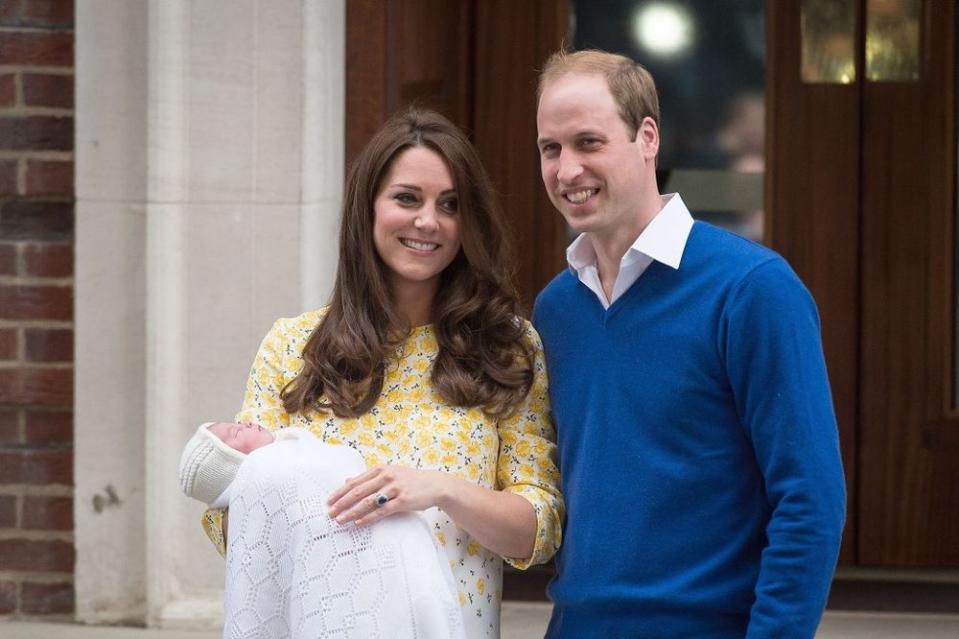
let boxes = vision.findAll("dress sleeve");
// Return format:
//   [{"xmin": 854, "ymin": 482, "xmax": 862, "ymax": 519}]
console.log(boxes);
[
  {"xmin": 496, "ymin": 322, "xmax": 564, "ymax": 569},
  {"xmin": 233, "ymin": 318, "xmax": 295, "ymax": 429},
  {"xmin": 200, "ymin": 317, "xmax": 296, "ymax": 555}
]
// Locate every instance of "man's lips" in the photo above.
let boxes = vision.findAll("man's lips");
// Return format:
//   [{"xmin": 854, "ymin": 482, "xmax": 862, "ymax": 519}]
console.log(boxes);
[{"xmin": 562, "ymin": 188, "xmax": 599, "ymax": 204}]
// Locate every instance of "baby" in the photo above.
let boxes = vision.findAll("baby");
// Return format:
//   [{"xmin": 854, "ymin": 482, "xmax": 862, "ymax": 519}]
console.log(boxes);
[
  {"xmin": 177, "ymin": 422, "xmax": 467, "ymax": 639},
  {"xmin": 178, "ymin": 421, "xmax": 281, "ymax": 508}
]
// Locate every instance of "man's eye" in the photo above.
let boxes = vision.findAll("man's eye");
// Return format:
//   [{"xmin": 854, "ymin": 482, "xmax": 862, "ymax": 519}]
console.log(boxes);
[
  {"xmin": 580, "ymin": 138, "xmax": 600, "ymax": 148},
  {"xmin": 540, "ymin": 144, "xmax": 559, "ymax": 156}
]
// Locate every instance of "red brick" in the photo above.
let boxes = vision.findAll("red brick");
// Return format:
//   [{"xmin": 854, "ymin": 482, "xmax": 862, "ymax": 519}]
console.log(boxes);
[
  {"xmin": 23, "ymin": 496, "xmax": 71, "ymax": 530},
  {"xmin": 21, "ymin": 1, "xmax": 74, "ymax": 29},
  {"xmin": 0, "ymin": 284, "xmax": 72, "ymax": 320},
  {"xmin": 0, "ymin": 159, "xmax": 18, "ymax": 196},
  {"xmin": 22, "ymin": 73, "xmax": 72, "ymax": 109},
  {"xmin": 25, "ymin": 328, "xmax": 72, "ymax": 362},
  {"xmin": 0, "ymin": 116, "xmax": 73, "ymax": 151},
  {"xmin": 0, "ymin": 448, "xmax": 72, "ymax": 484},
  {"xmin": 0, "ymin": 538, "xmax": 73, "ymax": 572},
  {"xmin": 24, "ymin": 409, "xmax": 70, "ymax": 443},
  {"xmin": 0, "ymin": 243, "xmax": 16, "ymax": 274},
  {"xmin": 0, "ymin": 580, "xmax": 16, "ymax": 614},
  {"xmin": 0, "ymin": 0, "xmax": 20, "ymax": 24},
  {"xmin": 0, "ymin": 32, "xmax": 72, "ymax": 66},
  {"xmin": 0, "ymin": 73, "xmax": 15, "ymax": 107},
  {"xmin": 0, "ymin": 494, "xmax": 16, "ymax": 527},
  {"xmin": 0, "ymin": 408, "xmax": 18, "ymax": 443},
  {"xmin": 21, "ymin": 581, "xmax": 73, "ymax": 615},
  {"xmin": 0, "ymin": 200, "xmax": 73, "ymax": 240},
  {"xmin": 23, "ymin": 242, "xmax": 72, "ymax": 277},
  {"xmin": 0, "ymin": 327, "xmax": 17, "ymax": 360},
  {"xmin": 0, "ymin": 368, "xmax": 73, "ymax": 405},
  {"xmin": 25, "ymin": 161, "xmax": 72, "ymax": 196}
]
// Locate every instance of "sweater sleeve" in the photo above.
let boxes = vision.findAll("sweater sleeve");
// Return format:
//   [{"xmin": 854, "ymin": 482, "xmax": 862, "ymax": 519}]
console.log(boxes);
[
  {"xmin": 495, "ymin": 322, "xmax": 565, "ymax": 569},
  {"xmin": 723, "ymin": 259, "xmax": 846, "ymax": 638},
  {"xmin": 201, "ymin": 318, "xmax": 296, "ymax": 556}
]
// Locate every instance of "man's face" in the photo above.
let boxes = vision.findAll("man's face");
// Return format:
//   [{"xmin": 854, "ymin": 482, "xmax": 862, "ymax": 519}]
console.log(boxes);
[
  {"xmin": 209, "ymin": 421, "xmax": 274, "ymax": 454},
  {"xmin": 536, "ymin": 72, "xmax": 657, "ymax": 238}
]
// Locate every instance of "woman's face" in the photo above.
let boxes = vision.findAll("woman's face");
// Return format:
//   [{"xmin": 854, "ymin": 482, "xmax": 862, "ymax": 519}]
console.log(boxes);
[{"xmin": 373, "ymin": 146, "xmax": 462, "ymax": 303}]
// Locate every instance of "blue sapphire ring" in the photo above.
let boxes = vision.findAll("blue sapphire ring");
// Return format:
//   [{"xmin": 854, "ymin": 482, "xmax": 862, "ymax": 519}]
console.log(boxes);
[{"xmin": 374, "ymin": 493, "xmax": 390, "ymax": 507}]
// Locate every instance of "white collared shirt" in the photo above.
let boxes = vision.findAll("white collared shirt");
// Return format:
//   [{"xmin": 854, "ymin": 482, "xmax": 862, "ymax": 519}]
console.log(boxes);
[{"xmin": 566, "ymin": 193, "xmax": 695, "ymax": 309}]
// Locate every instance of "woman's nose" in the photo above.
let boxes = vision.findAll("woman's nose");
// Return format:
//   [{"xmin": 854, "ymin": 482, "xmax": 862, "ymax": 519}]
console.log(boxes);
[{"xmin": 414, "ymin": 206, "xmax": 439, "ymax": 232}]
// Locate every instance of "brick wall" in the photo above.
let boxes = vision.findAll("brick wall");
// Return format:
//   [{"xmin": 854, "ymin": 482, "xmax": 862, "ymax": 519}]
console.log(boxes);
[{"xmin": 0, "ymin": 0, "xmax": 75, "ymax": 619}]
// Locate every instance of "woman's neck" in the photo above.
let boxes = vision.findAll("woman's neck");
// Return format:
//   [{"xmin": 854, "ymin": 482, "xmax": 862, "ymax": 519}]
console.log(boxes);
[{"xmin": 389, "ymin": 277, "xmax": 438, "ymax": 328}]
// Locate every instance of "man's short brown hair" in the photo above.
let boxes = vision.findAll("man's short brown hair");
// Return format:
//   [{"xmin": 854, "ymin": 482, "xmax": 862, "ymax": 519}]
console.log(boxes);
[{"xmin": 538, "ymin": 49, "xmax": 660, "ymax": 141}]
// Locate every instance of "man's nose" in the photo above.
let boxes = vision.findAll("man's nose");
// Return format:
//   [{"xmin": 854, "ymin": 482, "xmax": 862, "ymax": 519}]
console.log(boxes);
[{"xmin": 556, "ymin": 151, "xmax": 584, "ymax": 183}]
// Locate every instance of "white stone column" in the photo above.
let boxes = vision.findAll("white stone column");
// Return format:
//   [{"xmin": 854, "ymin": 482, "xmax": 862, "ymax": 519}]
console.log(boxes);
[{"xmin": 75, "ymin": 0, "xmax": 344, "ymax": 628}]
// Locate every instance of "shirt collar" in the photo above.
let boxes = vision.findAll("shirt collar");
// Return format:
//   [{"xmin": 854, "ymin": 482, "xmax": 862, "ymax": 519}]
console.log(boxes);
[{"xmin": 566, "ymin": 193, "xmax": 695, "ymax": 272}]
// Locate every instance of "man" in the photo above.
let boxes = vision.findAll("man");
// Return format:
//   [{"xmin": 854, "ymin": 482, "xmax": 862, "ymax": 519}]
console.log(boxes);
[{"xmin": 532, "ymin": 49, "xmax": 846, "ymax": 638}]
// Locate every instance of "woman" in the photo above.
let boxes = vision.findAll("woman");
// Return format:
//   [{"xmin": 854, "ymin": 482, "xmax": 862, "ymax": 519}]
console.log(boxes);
[{"xmin": 202, "ymin": 109, "xmax": 563, "ymax": 637}]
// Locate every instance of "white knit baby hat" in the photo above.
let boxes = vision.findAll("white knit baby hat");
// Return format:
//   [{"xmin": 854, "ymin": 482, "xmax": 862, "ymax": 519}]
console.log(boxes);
[{"xmin": 178, "ymin": 422, "xmax": 247, "ymax": 505}]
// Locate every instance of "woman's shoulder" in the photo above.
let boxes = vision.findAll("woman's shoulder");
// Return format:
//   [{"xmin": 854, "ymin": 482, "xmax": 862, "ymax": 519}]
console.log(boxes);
[
  {"xmin": 515, "ymin": 316, "xmax": 544, "ymax": 351},
  {"xmin": 268, "ymin": 306, "xmax": 330, "ymax": 336}
]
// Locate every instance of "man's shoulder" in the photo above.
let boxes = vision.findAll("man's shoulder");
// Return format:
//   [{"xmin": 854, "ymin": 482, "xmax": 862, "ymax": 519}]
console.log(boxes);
[
  {"xmin": 533, "ymin": 269, "xmax": 581, "ymax": 322},
  {"xmin": 687, "ymin": 221, "xmax": 793, "ymax": 283},
  {"xmin": 537, "ymin": 268, "xmax": 579, "ymax": 301}
]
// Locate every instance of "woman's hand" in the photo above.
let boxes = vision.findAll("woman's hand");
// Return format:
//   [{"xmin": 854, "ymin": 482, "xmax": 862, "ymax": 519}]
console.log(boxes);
[
  {"xmin": 327, "ymin": 465, "xmax": 451, "ymax": 527},
  {"xmin": 327, "ymin": 464, "xmax": 537, "ymax": 560}
]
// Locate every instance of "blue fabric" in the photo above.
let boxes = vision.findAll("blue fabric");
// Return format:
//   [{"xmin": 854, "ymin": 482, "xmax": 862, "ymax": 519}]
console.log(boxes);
[{"xmin": 533, "ymin": 222, "xmax": 846, "ymax": 639}]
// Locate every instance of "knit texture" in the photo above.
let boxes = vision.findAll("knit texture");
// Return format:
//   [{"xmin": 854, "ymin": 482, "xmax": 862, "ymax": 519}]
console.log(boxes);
[
  {"xmin": 533, "ymin": 222, "xmax": 846, "ymax": 639},
  {"xmin": 224, "ymin": 430, "xmax": 466, "ymax": 639},
  {"xmin": 178, "ymin": 422, "xmax": 246, "ymax": 505}
]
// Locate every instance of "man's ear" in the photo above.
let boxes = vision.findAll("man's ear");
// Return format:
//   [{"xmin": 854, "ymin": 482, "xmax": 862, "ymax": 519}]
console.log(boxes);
[{"xmin": 637, "ymin": 116, "xmax": 659, "ymax": 160}]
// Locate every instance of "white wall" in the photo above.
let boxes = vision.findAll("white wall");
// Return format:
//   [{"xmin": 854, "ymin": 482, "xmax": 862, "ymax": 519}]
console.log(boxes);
[{"xmin": 75, "ymin": 0, "xmax": 344, "ymax": 627}]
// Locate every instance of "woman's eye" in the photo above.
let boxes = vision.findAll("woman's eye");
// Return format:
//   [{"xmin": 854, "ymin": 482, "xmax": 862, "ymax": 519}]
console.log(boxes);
[
  {"xmin": 441, "ymin": 198, "xmax": 458, "ymax": 212},
  {"xmin": 394, "ymin": 193, "xmax": 417, "ymax": 205}
]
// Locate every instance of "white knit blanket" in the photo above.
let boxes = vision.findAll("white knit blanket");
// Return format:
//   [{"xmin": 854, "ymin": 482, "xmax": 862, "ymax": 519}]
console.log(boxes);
[{"xmin": 223, "ymin": 429, "xmax": 466, "ymax": 639}]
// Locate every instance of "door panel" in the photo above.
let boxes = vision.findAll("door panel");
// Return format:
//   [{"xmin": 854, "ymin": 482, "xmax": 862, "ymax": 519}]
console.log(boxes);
[
  {"xmin": 767, "ymin": 0, "xmax": 862, "ymax": 564},
  {"xmin": 858, "ymin": 0, "xmax": 958, "ymax": 565}
]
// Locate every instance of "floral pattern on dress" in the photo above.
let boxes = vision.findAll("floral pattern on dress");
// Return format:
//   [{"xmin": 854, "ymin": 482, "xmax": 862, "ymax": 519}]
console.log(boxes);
[{"xmin": 202, "ymin": 308, "xmax": 563, "ymax": 638}]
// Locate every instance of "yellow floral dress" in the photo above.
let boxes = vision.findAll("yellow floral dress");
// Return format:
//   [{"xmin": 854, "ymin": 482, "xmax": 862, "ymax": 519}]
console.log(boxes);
[{"xmin": 202, "ymin": 308, "xmax": 563, "ymax": 638}]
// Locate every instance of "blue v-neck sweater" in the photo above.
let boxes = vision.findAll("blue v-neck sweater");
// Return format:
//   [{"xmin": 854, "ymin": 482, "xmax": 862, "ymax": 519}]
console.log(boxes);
[{"xmin": 533, "ymin": 222, "xmax": 846, "ymax": 639}]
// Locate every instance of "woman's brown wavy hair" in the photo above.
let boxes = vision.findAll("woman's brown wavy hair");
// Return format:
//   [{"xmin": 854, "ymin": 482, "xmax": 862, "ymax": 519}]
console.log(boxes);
[{"xmin": 280, "ymin": 108, "xmax": 534, "ymax": 419}]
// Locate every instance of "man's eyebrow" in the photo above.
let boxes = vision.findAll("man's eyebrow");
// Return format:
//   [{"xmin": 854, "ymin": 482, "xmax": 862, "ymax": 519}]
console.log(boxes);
[{"xmin": 536, "ymin": 136, "xmax": 554, "ymax": 147}]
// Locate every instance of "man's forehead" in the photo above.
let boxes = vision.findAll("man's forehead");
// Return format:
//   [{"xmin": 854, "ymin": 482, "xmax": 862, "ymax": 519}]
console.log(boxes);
[{"xmin": 540, "ymin": 71, "xmax": 609, "ymax": 100}]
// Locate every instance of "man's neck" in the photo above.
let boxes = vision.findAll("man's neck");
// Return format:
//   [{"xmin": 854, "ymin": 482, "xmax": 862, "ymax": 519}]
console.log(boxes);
[{"xmin": 589, "ymin": 196, "xmax": 665, "ymax": 299}]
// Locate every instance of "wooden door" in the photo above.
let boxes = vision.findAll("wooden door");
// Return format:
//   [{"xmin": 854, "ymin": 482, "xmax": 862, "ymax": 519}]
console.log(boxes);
[{"xmin": 769, "ymin": 0, "xmax": 958, "ymax": 566}]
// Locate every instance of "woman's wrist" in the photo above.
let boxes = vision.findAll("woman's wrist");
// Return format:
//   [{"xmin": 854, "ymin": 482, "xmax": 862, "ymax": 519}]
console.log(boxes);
[{"xmin": 431, "ymin": 470, "xmax": 460, "ymax": 511}]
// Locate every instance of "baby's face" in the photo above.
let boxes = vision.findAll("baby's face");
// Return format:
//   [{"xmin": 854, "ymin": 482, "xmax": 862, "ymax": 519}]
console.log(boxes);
[{"xmin": 209, "ymin": 421, "xmax": 274, "ymax": 454}]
